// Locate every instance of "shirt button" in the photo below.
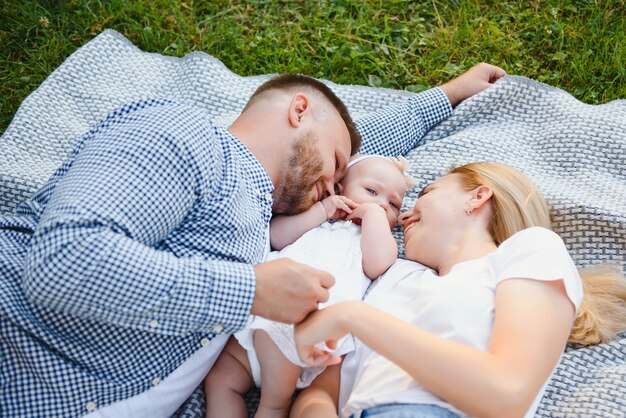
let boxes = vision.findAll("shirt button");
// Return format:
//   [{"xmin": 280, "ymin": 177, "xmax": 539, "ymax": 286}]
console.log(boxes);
[
  {"xmin": 152, "ymin": 377, "xmax": 161, "ymax": 386},
  {"xmin": 86, "ymin": 402, "xmax": 97, "ymax": 412},
  {"xmin": 200, "ymin": 337, "xmax": 210, "ymax": 347},
  {"xmin": 212, "ymin": 324, "xmax": 223, "ymax": 333},
  {"xmin": 264, "ymin": 193, "xmax": 272, "ymax": 202},
  {"xmin": 148, "ymin": 319, "xmax": 159, "ymax": 328}
]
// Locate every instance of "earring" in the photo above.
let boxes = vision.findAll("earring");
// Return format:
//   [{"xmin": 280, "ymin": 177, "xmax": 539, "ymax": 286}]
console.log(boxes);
[{"xmin": 465, "ymin": 204, "xmax": 472, "ymax": 215}]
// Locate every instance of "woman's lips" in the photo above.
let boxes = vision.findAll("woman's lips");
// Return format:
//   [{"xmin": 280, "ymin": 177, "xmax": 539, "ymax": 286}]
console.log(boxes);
[{"xmin": 403, "ymin": 218, "xmax": 418, "ymax": 232}]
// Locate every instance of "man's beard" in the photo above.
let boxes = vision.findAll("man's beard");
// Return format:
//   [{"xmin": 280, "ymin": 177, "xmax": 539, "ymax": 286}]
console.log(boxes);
[{"xmin": 272, "ymin": 130, "xmax": 325, "ymax": 215}]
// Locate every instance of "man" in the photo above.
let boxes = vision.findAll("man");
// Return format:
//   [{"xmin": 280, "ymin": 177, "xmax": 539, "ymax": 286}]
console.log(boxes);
[{"xmin": 0, "ymin": 63, "xmax": 505, "ymax": 416}]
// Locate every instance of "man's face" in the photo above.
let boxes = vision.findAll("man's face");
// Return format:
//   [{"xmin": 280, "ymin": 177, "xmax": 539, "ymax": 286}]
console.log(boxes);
[{"xmin": 272, "ymin": 118, "xmax": 351, "ymax": 215}]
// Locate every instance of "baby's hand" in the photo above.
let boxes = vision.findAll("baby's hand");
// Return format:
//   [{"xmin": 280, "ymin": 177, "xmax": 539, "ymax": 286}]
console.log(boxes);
[
  {"xmin": 321, "ymin": 195, "xmax": 357, "ymax": 220},
  {"xmin": 345, "ymin": 202, "xmax": 386, "ymax": 225}
]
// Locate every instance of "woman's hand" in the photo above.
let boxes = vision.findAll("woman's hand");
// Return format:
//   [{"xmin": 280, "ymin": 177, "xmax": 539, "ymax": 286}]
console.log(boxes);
[{"xmin": 295, "ymin": 302, "xmax": 361, "ymax": 367}]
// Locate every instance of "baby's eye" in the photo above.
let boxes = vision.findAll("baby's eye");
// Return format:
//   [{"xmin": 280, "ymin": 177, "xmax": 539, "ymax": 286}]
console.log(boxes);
[
  {"xmin": 389, "ymin": 201, "xmax": 399, "ymax": 210},
  {"xmin": 366, "ymin": 188, "xmax": 377, "ymax": 195}
]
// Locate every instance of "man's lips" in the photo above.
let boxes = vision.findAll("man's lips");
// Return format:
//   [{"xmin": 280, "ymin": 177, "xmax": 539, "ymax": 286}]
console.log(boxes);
[{"xmin": 315, "ymin": 183, "xmax": 322, "ymax": 201}]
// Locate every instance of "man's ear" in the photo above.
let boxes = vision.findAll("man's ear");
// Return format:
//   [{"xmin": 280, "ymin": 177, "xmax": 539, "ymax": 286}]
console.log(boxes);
[
  {"xmin": 288, "ymin": 93, "xmax": 309, "ymax": 127},
  {"xmin": 468, "ymin": 185, "xmax": 493, "ymax": 212}
]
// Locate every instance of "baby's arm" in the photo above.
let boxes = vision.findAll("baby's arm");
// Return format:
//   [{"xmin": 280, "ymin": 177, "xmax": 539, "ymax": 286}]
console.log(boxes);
[
  {"xmin": 270, "ymin": 196, "xmax": 356, "ymax": 250},
  {"xmin": 347, "ymin": 203, "xmax": 397, "ymax": 279}
]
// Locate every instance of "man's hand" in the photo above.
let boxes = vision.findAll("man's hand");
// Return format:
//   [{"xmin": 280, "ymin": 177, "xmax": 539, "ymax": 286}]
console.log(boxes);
[
  {"xmin": 440, "ymin": 63, "xmax": 507, "ymax": 107},
  {"xmin": 251, "ymin": 258, "xmax": 335, "ymax": 323}
]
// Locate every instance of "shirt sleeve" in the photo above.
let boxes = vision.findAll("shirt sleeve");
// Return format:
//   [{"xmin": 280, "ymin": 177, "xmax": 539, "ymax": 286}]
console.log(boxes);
[
  {"xmin": 22, "ymin": 101, "xmax": 256, "ymax": 336},
  {"xmin": 491, "ymin": 227, "xmax": 583, "ymax": 310},
  {"xmin": 356, "ymin": 87, "xmax": 452, "ymax": 156}
]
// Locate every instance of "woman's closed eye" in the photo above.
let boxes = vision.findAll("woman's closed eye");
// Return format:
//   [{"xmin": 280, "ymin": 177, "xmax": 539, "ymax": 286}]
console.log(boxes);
[
  {"xmin": 418, "ymin": 185, "xmax": 432, "ymax": 197},
  {"xmin": 389, "ymin": 201, "xmax": 400, "ymax": 210}
]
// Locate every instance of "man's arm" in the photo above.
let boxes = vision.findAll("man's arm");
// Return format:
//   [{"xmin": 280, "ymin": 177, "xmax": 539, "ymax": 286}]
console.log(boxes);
[
  {"xmin": 357, "ymin": 63, "xmax": 506, "ymax": 156},
  {"xmin": 439, "ymin": 63, "xmax": 507, "ymax": 107},
  {"xmin": 22, "ymin": 103, "xmax": 256, "ymax": 335}
]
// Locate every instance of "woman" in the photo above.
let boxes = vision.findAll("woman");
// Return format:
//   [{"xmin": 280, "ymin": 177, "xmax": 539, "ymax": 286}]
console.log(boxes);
[{"xmin": 291, "ymin": 162, "xmax": 626, "ymax": 418}]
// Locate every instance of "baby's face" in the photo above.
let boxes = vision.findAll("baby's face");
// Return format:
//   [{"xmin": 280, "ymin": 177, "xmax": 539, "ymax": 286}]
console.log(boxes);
[{"xmin": 339, "ymin": 158, "xmax": 407, "ymax": 228}]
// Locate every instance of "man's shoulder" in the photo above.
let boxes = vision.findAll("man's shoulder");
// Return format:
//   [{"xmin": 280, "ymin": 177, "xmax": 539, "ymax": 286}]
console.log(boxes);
[
  {"xmin": 96, "ymin": 98, "xmax": 230, "ymax": 150},
  {"xmin": 101, "ymin": 98, "xmax": 221, "ymax": 132}
]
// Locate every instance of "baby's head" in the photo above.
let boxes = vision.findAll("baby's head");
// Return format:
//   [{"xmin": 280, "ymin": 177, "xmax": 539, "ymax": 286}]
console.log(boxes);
[{"xmin": 339, "ymin": 155, "xmax": 417, "ymax": 228}]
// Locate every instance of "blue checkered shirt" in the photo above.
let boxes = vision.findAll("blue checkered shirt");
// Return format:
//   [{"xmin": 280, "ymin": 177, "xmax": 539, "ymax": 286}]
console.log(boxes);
[{"xmin": 0, "ymin": 88, "xmax": 450, "ymax": 417}]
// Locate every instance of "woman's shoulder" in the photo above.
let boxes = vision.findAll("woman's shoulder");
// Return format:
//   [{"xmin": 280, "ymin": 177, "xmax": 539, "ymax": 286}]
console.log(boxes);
[
  {"xmin": 491, "ymin": 227, "xmax": 583, "ymax": 309},
  {"xmin": 507, "ymin": 226, "xmax": 561, "ymax": 240}
]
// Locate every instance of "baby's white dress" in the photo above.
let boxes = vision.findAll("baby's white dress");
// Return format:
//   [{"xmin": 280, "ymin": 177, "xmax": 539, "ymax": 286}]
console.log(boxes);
[{"xmin": 235, "ymin": 220, "xmax": 371, "ymax": 388}]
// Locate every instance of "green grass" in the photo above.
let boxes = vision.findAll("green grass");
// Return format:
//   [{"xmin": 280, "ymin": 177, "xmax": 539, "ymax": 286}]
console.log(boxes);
[{"xmin": 1, "ymin": 0, "xmax": 625, "ymax": 134}]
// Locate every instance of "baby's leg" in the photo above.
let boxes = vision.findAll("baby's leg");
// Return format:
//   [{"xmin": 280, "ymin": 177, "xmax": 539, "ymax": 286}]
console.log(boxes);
[
  {"xmin": 204, "ymin": 336, "xmax": 253, "ymax": 418},
  {"xmin": 254, "ymin": 330, "xmax": 302, "ymax": 418}
]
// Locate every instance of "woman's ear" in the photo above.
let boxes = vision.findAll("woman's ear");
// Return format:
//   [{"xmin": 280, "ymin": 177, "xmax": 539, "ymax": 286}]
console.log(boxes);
[
  {"xmin": 288, "ymin": 93, "xmax": 309, "ymax": 127},
  {"xmin": 468, "ymin": 185, "xmax": 493, "ymax": 212}
]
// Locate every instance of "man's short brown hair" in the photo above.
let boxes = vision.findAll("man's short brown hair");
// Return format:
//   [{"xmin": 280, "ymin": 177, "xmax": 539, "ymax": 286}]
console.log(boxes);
[{"xmin": 246, "ymin": 74, "xmax": 361, "ymax": 155}]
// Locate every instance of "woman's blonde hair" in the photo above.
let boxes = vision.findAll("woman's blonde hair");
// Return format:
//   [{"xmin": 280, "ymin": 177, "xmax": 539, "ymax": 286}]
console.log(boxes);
[{"xmin": 451, "ymin": 162, "xmax": 626, "ymax": 345}]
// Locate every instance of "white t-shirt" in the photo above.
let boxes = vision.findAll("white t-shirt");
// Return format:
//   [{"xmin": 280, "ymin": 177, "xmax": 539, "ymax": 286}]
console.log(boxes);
[{"xmin": 339, "ymin": 227, "xmax": 583, "ymax": 418}]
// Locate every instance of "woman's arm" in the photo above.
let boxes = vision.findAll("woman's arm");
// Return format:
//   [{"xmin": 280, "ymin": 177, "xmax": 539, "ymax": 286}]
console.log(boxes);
[
  {"xmin": 296, "ymin": 278, "xmax": 574, "ymax": 418},
  {"xmin": 290, "ymin": 365, "xmax": 341, "ymax": 418}
]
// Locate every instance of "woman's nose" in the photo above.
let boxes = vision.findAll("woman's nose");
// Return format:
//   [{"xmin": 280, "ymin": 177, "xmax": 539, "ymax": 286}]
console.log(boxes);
[{"xmin": 398, "ymin": 210, "xmax": 413, "ymax": 225}]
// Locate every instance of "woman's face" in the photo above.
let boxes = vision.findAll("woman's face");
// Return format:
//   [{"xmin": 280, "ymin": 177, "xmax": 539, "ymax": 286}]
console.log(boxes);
[{"xmin": 399, "ymin": 173, "xmax": 470, "ymax": 263}]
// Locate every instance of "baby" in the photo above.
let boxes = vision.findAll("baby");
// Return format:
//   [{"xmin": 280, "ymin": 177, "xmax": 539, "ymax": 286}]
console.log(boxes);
[{"xmin": 204, "ymin": 155, "xmax": 416, "ymax": 418}]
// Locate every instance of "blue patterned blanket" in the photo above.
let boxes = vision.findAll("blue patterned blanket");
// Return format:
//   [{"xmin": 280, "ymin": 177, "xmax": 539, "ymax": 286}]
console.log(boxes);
[{"xmin": 1, "ymin": 29, "xmax": 624, "ymax": 417}]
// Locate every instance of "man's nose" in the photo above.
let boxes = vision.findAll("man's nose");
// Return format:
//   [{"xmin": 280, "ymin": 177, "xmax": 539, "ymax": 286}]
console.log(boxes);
[{"xmin": 324, "ymin": 179, "xmax": 335, "ymax": 197}]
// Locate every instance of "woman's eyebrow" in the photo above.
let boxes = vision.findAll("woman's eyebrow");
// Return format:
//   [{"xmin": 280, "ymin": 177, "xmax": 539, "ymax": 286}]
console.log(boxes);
[{"xmin": 418, "ymin": 183, "xmax": 432, "ymax": 197}]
